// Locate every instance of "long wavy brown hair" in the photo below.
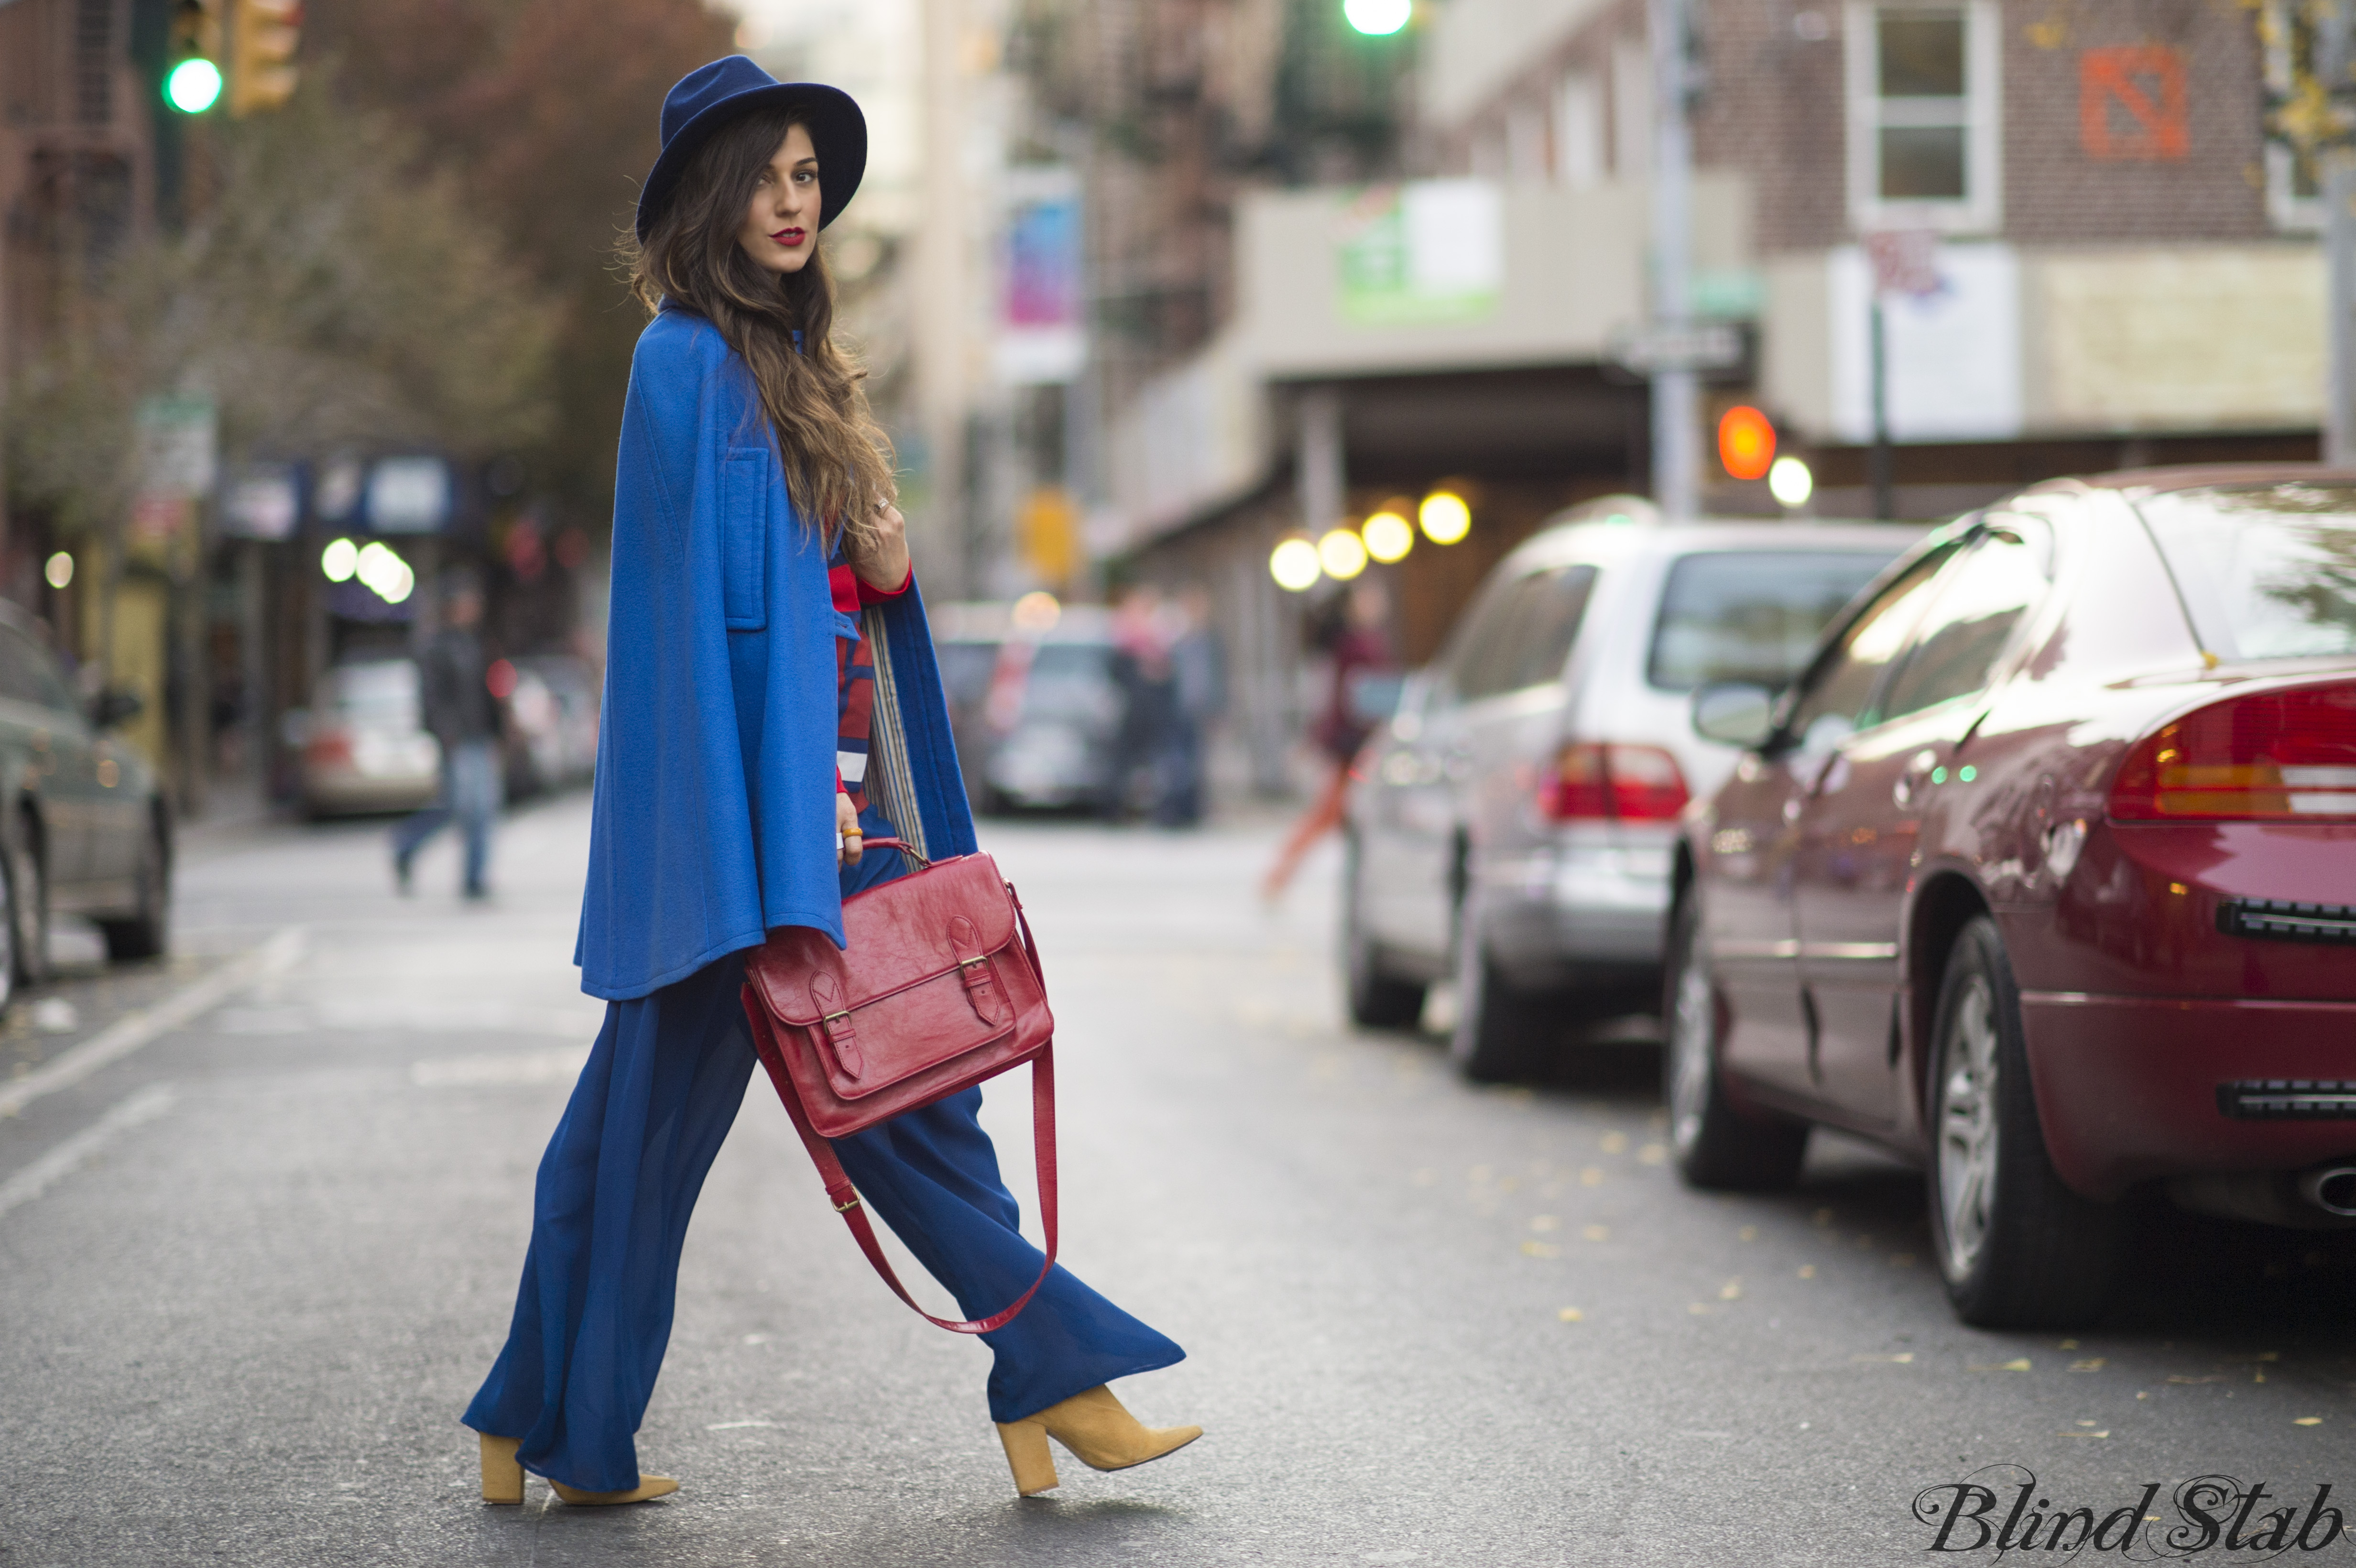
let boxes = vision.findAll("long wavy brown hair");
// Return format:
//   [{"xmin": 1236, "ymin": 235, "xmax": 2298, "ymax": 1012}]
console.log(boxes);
[{"xmin": 627, "ymin": 105, "xmax": 894, "ymax": 553}]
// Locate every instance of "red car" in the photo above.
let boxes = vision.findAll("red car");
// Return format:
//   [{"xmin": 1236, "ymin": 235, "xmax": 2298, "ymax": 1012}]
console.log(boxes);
[{"xmin": 1666, "ymin": 468, "xmax": 2356, "ymax": 1327}]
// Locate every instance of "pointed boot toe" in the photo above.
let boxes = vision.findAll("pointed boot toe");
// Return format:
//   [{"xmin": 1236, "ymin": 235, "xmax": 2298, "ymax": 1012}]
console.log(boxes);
[
  {"xmin": 1035, "ymin": 1385, "xmax": 1204, "ymax": 1474},
  {"xmin": 549, "ymin": 1474, "xmax": 678, "ymax": 1505}
]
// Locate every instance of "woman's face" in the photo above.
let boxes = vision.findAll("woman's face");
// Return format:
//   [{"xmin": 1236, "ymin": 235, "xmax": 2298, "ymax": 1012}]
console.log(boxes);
[{"xmin": 735, "ymin": 122, "xmax": 820, "ymax": 275}]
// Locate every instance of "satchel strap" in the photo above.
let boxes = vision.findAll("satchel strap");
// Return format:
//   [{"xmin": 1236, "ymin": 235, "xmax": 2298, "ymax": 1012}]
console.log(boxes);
[{"xmin": 746, "ymin": 992, "xmax": 1058, "ymax": 1336}]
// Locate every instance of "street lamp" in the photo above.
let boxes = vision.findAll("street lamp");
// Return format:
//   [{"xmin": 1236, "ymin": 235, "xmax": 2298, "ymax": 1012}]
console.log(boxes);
[
  {"xmin": 1270, "ymin": 537, "xmax": 1321, "ymax": 592},
  {"xmin": 1343, "ymin": 0, "xmax": 1411, "ymax": 37}
]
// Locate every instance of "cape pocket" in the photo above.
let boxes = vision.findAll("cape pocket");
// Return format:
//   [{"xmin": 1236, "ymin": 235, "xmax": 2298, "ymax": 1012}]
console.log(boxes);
[{"xmin": 720, "ymin": 447, "xmax": 769, "ymax": 631}]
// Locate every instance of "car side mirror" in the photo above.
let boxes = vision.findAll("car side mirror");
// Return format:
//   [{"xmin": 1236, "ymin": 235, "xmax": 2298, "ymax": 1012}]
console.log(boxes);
[
  {"xmin": 90, "ymin": 687, "xmax": 143, "ymax": 730},
  {"xmin": 1691, "ymin": 681, "xmax": 1776, "ymax": 749}
]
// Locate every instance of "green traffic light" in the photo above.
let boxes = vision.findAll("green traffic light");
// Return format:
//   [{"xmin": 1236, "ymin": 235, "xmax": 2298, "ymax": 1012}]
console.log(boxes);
[
  {"xmin": 165, "ymin": 57, "xmax": 223, "ymax": 113},
  {"xmin": 1343, "ymin": 0, "xmax": 1411, "ymax": 34}
]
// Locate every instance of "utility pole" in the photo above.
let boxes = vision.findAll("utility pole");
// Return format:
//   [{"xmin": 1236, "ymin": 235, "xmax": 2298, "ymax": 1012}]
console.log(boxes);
[{"xmin": 1647, "ymin": 0, "xmax": 1698, "ymax": 519}]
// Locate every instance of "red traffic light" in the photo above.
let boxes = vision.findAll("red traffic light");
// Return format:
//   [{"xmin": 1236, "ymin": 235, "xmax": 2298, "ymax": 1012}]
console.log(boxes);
[{"xmin": 1717, "ymin": 405, "xmax": 1775, "ymax": 482}]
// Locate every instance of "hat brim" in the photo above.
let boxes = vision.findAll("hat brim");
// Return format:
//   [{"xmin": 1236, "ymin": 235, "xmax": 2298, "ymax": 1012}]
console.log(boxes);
[{"xmin": 635, "ymin": 82, "xmax": 867, "ymax": 241}]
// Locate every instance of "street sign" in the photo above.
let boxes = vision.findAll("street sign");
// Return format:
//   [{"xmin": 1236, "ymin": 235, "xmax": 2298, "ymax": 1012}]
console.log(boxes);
[
  {"xmin": 1864, "ymin": 229, "xmax": 1941, "ymax": 299},
  {"xmin": 1610, "ymin": 319, "xmax": 1741, "ymax": 376}
]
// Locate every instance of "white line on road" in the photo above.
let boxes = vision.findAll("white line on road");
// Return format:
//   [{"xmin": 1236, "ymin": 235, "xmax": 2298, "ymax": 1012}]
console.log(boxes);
[
  {"xmin": 0, "ymin": 1083, "xmax": 175, "ymax": 1221},
  {"xmin": 0, "ymin": 926, "xmax": 306, "ymax": 1120}
]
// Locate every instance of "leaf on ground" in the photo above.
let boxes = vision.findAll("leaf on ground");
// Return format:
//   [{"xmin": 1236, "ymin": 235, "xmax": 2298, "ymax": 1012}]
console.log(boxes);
[
  {"xmin": 1520, "ymin": 1240, "xmax": 1561, "ymax": 1259},
  {"xmin": 1583, "ymin": 1224, "xmax": 1610, "ymax": 1242},
  {"xmin": 2069, "ymin": 1359, "xmax": 2106, "ymax": 1372},
  {"xmin": 2167, "ymin": 1375, "xmax": 2224, "ymax": 1384},
  {"xmin": 1852, "ymin": 1352, "xmax": 1914, "ymax": 1363},
  {"xmin": 1719, "ymin": 1280, "xmax": 1742, "ymax": 1300},
  {"xmin": 1797, "ymin": 1264, "xmax": 1817, "ymax": 1279},
  {"xmin": 1558, "ymin": 1307, "xmax": 1584, "ymax": 1323},
  {"xmin": 1738, "ymin": 1226, "xmax": 1757, "ymax": 1242},
  {"xmin": 1688, "ymin": 1303, "xmax": 1713, "ymax": 1315},
  {"xmin": 1599, "ymin": 1131, "xmax": 1629, "ymax": 1154},
  {"xmin": 1637, "ymin": 1144, "xmax": 1668, "ymax": 1165},
  {"xmin": 1530, "ymin": 1214, "xmax": 1560, "ymax": 1232},
  {"xmin": 1580, "ymin": 1166, "xmax": 1606, "ymax": 1186},
  {"xmin": 2295, "ymin": 1417, "xmax": 2323, "ymax": 1426},
  {"xmin": 2059, "ymin": 1430, "xmax": 2110, "ymax": 1439},
  {"xmin": 2058, "ymin": 1339, "xmax": 2080, "ymax": 1350},
  {"xmin": 1969, "ymin": 1359, "xmax": 2033, "ymax": 1372}
]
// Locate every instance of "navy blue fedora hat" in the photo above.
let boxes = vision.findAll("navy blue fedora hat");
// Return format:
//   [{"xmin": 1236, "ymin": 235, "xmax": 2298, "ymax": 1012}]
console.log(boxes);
[{"xmin": 635, "ymin": 56, "xmax": 867, "ymax": 240}]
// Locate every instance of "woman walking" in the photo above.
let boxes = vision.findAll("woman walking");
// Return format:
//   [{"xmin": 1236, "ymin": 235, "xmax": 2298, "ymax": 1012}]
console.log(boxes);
[{"xmin": 463, "ymin": 58, "xmax": 1200, "ymax": 1507}]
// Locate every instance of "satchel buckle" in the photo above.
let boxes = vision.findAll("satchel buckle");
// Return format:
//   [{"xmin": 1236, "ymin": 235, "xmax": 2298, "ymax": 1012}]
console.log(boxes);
[{"xmin": 833, "ymin": 1195, "xmax": 862, "ymax": 1213}]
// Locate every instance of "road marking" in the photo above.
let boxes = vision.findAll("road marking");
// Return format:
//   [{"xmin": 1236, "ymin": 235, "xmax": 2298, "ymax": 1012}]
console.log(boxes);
[
  {"xmin": 0, "ymin": 926, "xmax": 306, "ymax": 1119},
  {"xmin": 0, "ymin": 1083, "xmax": 174, "ymax": 1220}
]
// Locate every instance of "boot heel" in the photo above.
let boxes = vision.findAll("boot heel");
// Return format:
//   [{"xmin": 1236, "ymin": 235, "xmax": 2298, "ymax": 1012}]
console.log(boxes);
[
  {"xmin": 480, "ymin": 1434, "xmax": 524, "ymax": 1505},
  {"xmin": 996, "ymin": 1418, "xmax": 1058, "ymax": 1496}
]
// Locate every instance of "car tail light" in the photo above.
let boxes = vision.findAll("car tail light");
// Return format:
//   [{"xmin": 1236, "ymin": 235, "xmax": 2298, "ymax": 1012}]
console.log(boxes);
[
  {"xmin": 2109, "ymin": 683, "xmax": 2356, "ymax": 822},
  {"xmin": 1541, "ymin": 743, "xmax": 1690, "ymax": 822},
  {"xmin": 305, "ymin": 727, "xmax": 354, "ymax": 768}
]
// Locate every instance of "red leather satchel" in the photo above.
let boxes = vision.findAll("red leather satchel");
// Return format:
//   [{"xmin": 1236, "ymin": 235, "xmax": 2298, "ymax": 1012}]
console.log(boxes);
[{"xmin": 740, "ymin": 838, "xmax": 1057, "ymax": 1334}]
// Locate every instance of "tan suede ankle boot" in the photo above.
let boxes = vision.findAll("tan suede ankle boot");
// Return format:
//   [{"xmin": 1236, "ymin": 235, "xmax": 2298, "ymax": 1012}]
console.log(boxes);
[{"xmin": 993, "ymin": 1384, "xmax": 1201, "ymax": 1495}]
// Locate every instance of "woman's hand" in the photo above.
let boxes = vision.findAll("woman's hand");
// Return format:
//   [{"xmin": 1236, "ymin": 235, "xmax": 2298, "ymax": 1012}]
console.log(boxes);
[
  {"xmin": 847, "ymin": 501, "xmax": 910, "ymax": 593},
  {"xmin": 837, "ymin": 792, "xmax": 862, "ymax": 867}
]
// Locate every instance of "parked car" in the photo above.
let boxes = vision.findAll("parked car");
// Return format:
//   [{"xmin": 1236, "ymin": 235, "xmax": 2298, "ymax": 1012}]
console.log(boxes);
[
  {"xmin": 1344, "ymin": 497, "xmax": 1919, "ymax": 1079},
  {"xmin": 0, "ymin": 604, "xmax": 170, "ymax": 1002},
  {"xmin": 295, "ymin": 658, "xmax": 442, "ymax": 818},
  {"xmin": 1666, "ymin": 468, "xmax": 2356, "ymax": 1328},
  {"xmin": 934, "ymin": 602, "xmax": 1123, "ymax": 813},
  {"xmin": 503, "ymin": 654, "xmax": 600, "ymax": 799}
]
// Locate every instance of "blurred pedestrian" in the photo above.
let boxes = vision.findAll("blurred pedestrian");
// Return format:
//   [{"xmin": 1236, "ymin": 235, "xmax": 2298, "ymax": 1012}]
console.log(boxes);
[
  {"xmin": 463, "ymin": 60, "xmax": 1197, "ymax": 1511},
  {"xmin": 1261, "ymin": 578, "xmax": 1395, "ymax": 900},
  {"xmin": 1103, "ymin": 583, "xmax": 1177, "ymax": 819},
  {"xmin": 391, "ymin": 572, "xmax": 502, "ymax": 899},
  {"xmin": 1157, "ymin": 585, "xmax": 1225, "ymax": 827}
]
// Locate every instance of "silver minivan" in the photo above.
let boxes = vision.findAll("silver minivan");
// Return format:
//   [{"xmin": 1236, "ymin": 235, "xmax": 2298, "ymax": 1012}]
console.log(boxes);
[{"xmin": 1343, "ymin": 497, "xmax": 1920, "ymax": 1079}]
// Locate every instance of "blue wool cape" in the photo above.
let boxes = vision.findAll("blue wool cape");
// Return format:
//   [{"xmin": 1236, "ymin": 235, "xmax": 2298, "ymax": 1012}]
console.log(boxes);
[{"xmin": 574, "ymin": 306, "xmax": 976, "ymax": 1002}]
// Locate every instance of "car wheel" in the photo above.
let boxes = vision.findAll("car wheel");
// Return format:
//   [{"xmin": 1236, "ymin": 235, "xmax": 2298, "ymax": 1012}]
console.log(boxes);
[
  {"xmin": 1343, "ymin": 839, "xmax": 1425, "ymax": 1030},
  {"xmin": 1663, "ymin": 893, "xmax": 1810, "ymax": 1190},
  {"xmin": 1450, "ymin": 916, "xmax": 1553, "ymax": 1083},
  {"xmin": 98, "ymin": 816, "xmax": 171, "ymax": 962},
  {"xmin": 1928, "ymin": 916, "xmax": 2125, "ymax": 1328}
]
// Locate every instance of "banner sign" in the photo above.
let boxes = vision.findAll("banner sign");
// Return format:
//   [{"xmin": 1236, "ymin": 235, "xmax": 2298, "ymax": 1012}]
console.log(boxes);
[{"xmin": 996, "ymin": 167, "xmax": 1085, "ymax": 386}]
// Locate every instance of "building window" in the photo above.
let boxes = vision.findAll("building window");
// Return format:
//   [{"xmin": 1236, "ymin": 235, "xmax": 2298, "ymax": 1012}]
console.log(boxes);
[
  {"xmin": 2262, "ymin": 0, "xmax": 2322, "ymax": 231},
  {"xmin": 1845, "ymin": 0, "xmax": 2002, "ymax": 233},
  {"xmin": 1553, "ymin": 69, "xmax": 1603, "ymax": 188}
]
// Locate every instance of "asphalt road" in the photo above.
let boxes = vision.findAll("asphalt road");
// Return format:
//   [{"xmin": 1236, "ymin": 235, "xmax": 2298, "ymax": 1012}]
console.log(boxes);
[{"xmin": 2, "ymin": 797, "xmax": 2351, "ymax": 1567}]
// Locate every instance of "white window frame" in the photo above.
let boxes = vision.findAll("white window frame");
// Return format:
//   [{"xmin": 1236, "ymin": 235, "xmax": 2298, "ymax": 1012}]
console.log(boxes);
[
  {"xmin": 1844, "ymin": 0, "xmax": 2003, "ymax": 235},
  {"xmin": 2261, "ymin": 0, "xmax": 2322, "ymax": 231}
]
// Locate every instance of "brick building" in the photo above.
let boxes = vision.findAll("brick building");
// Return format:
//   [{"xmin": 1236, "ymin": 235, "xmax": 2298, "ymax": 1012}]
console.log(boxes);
[{"xmin": 1427, "ymin": 0, "xmax": 2319, "ymax": 517}]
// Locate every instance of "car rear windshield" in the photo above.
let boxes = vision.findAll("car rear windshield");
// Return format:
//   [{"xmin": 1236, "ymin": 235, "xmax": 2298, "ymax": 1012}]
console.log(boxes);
[
  {"xmin": 1647, "ymin": 550, "xmax": 1899, "ymax": 690},
  {"xmin": 323, "ymin": 661, "xmax": 419, "ymax": 720},
  {"xmin": 1018, "ymin": 642, "xmax": 1117, "ymax": 722},
  {"xmin": 2135, "ymin": 483, "xmax": 2356, "ymax": 662}
]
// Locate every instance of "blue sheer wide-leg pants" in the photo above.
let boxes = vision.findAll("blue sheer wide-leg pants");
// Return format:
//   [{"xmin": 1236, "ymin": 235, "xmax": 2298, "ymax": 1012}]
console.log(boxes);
[{"xmin": 463, "ymin": 822, "xmax": 1183, "ymax": 1493}]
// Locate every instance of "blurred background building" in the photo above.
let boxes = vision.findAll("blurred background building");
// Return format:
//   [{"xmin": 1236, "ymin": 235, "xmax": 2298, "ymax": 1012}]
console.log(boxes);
[{"xmin": 0, "ymin": 0, "xmax": 2332, "ymax": 821}]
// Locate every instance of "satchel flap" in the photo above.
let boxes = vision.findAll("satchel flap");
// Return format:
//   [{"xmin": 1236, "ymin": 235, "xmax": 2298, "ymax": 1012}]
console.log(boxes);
[{"xmin": 746, "ymin": 852, "xmax": 1021, "ymax": 1026}]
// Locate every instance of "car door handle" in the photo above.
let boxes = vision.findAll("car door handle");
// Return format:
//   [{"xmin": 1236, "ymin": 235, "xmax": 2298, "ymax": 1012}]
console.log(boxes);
[{"xmin": 1892, "ymin": 749, "xmax": 1939, "ymax": 808}]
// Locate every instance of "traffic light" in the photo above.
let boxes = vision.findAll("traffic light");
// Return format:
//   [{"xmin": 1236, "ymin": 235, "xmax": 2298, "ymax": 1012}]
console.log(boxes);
[
  {"xmin": 1717, "ymin": 405, "xmax": 1776, "ymax": 482},
  {"xmin": 228, "ymin": 0, "xmax": 301, "ymax": 117},
  {"xmin": 164, "ymin": 0, "xmax": 224, "ymax": 114}
]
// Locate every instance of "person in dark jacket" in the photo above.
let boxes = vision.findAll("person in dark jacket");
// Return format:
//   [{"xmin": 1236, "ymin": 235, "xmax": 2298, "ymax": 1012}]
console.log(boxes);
[{"xmin": 392, "ymin": 574, "xmax": 502, "ymax": 898}]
